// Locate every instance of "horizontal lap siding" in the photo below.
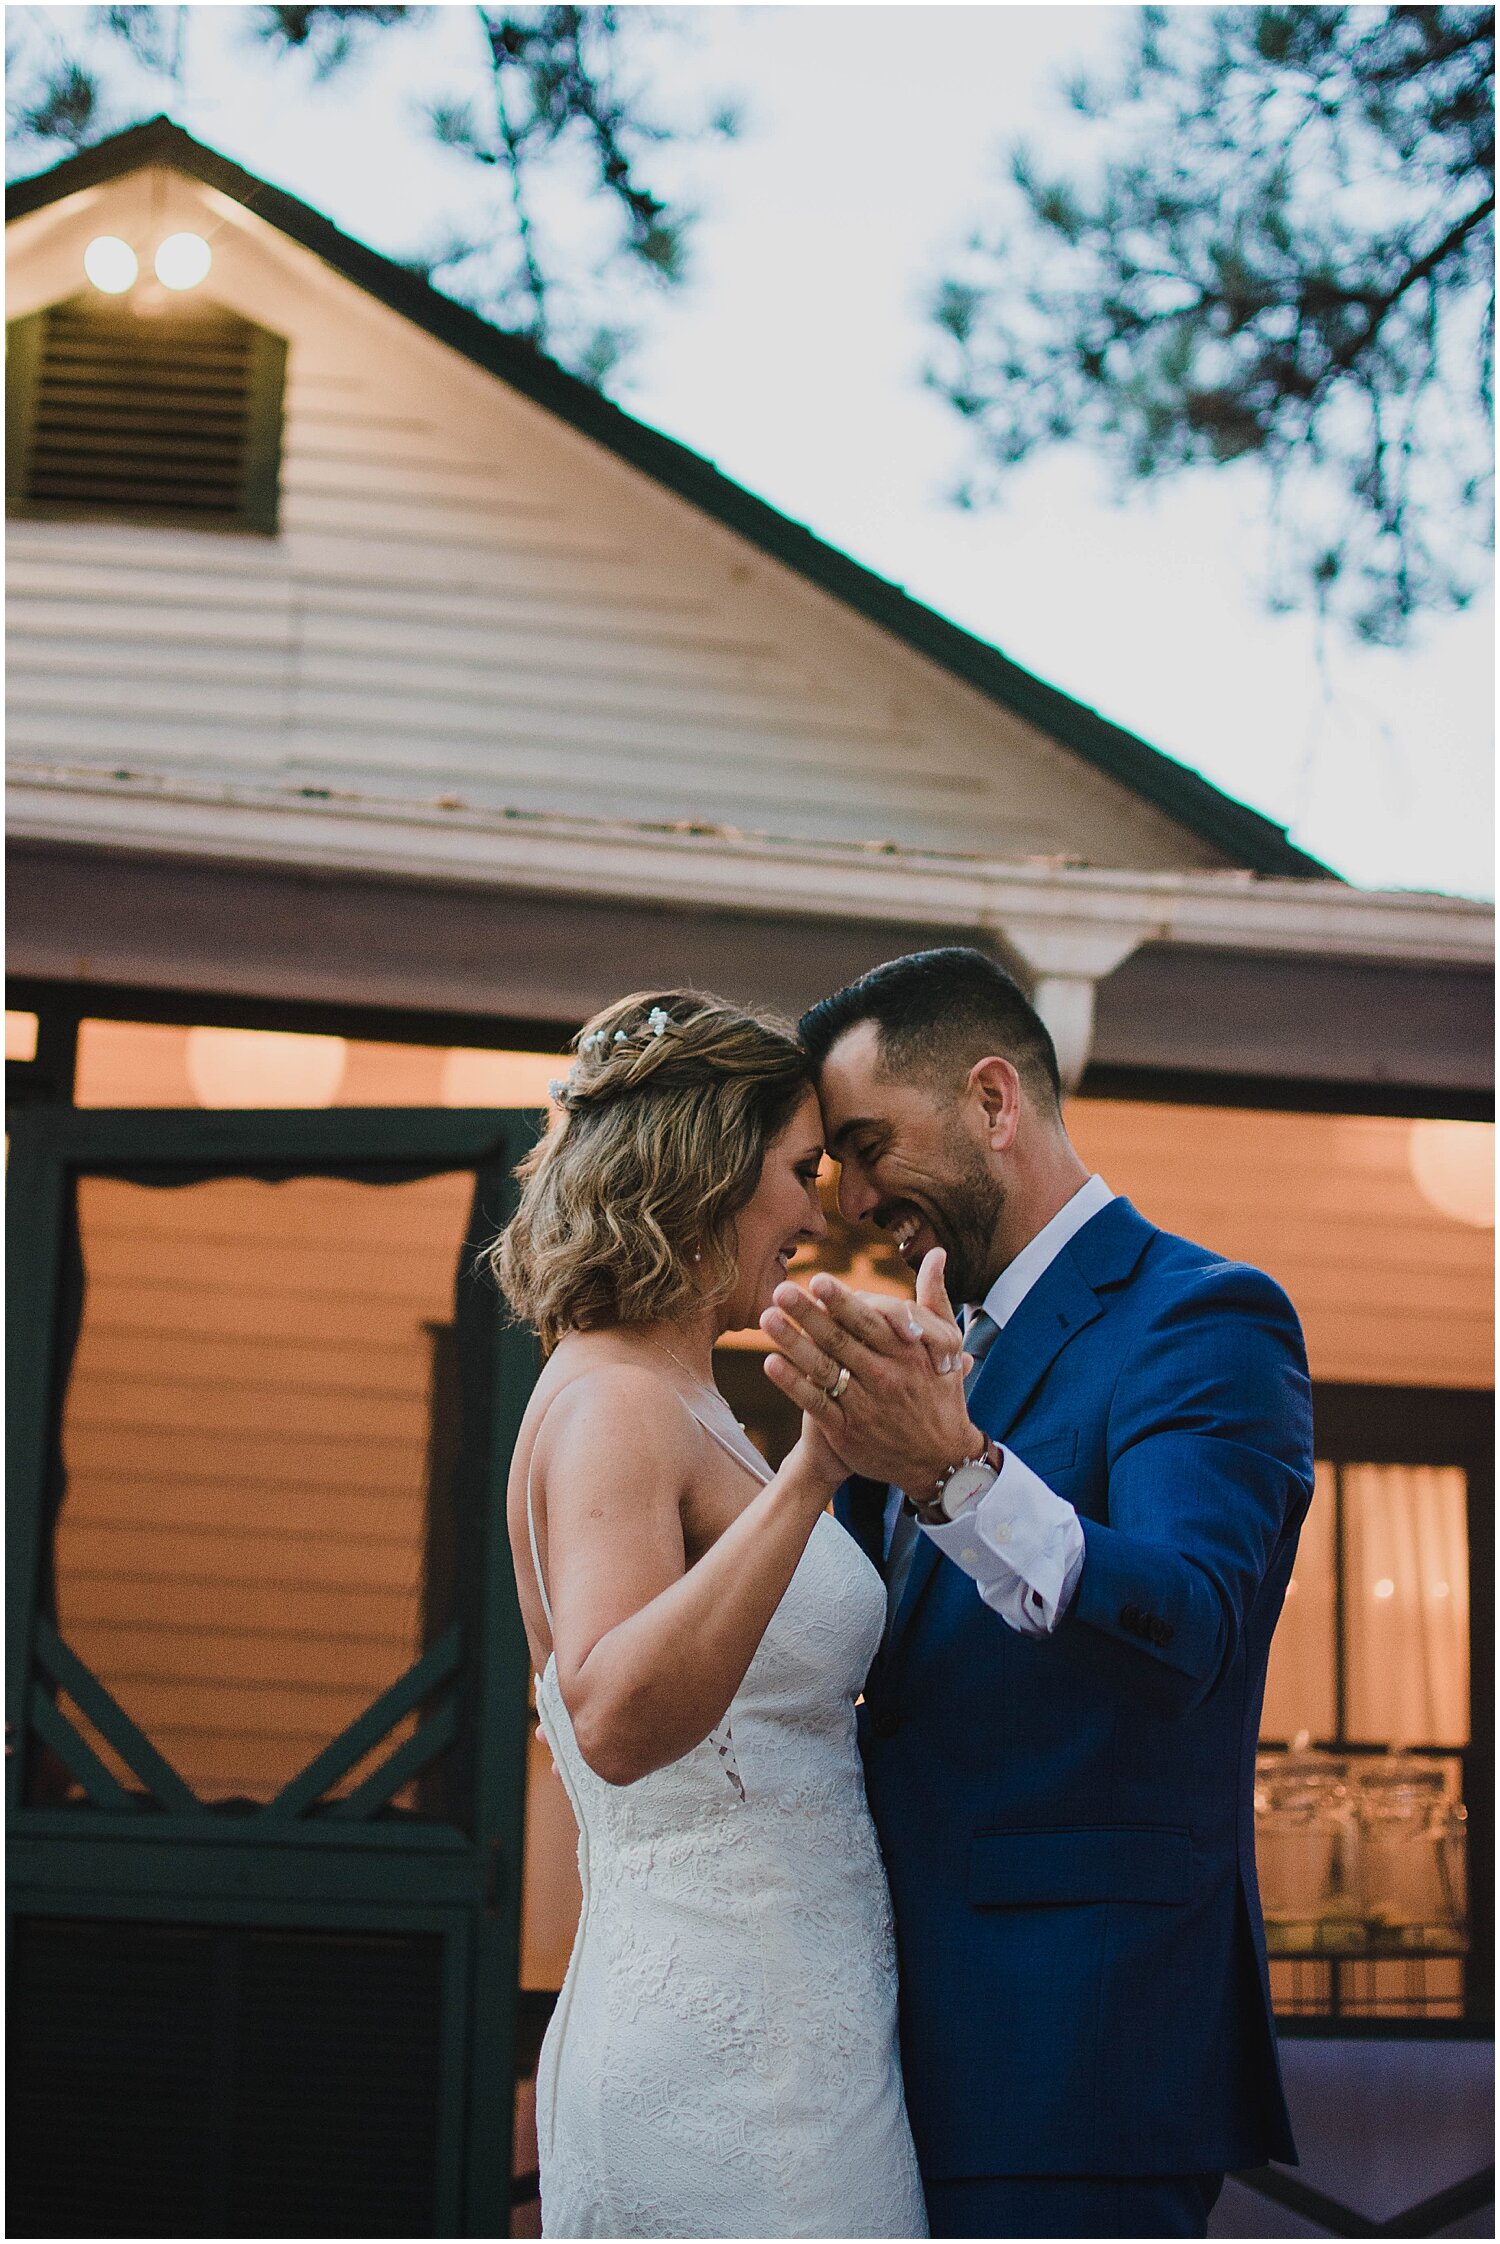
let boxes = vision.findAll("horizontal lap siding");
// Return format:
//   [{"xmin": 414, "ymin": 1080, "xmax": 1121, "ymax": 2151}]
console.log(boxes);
[
  {"xmin": 52, "ymin": 1170, "xmax": 475, "ymax": 1804},
  {"xmin": 1066, "ymin": 1100, "xmax": 1494, "ymax": 1389},
  {"xmin": 5, "ymin": 235, "xmax": 1223, "ymax": 867}
]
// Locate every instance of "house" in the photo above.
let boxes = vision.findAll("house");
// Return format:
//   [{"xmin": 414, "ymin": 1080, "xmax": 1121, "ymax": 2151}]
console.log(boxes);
[{"xmin": 6, "ymin": 118, "xmax": 1492, "ymax": 2241}]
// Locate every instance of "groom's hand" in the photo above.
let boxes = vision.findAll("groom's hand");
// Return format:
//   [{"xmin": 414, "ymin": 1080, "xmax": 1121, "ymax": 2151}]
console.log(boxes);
[{"xmin": 761, "ymin": 1249, "xmax": 981, "ymax": 1493}]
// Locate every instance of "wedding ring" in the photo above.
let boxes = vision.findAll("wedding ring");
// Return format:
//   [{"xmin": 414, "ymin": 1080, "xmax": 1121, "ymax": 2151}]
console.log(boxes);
[{"xmin": 826, "ymin": 1364, "xmax": 852, "ymax": 1402}]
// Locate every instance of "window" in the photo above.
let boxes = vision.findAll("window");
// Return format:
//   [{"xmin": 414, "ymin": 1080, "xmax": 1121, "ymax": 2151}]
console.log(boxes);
[
  {"xmin": 6, "ymin": 293, "xmax": 287, "ymax": 534},
  {"xmin": 1259, "ymin": 1388, "xmax": 1492, "ymax": 2022}
]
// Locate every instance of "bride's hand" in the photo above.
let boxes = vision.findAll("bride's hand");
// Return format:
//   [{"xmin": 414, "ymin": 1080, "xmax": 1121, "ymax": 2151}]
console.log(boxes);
[
  {"xmin": 761, "ymin": 1249, "xmax": 980, "ymax": 1492},
  {"xmin": 790, "ymin": 1404, "xmax": 851, "ymax": 1491}
]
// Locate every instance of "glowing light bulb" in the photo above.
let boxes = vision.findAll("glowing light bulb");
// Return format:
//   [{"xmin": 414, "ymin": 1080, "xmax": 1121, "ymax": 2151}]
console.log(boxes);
[
  {"xmin": 1373, "ymin": 1577, "xmax": 1395, "ymax": 1600},
  {"xmin": 186, "ymin": 1027, "xmax": 346, "ymax": 1108},
  {"xmin": 1408, "ymin": 1120, "xmax": 1495, "ymax": 1228},
  {"xmin": 154, "ymin": 232, "xmax": 212, "ymax": 290},
  {"xmin": 84, "ymin": 236, "xmax": 138, "ymax": 293}
]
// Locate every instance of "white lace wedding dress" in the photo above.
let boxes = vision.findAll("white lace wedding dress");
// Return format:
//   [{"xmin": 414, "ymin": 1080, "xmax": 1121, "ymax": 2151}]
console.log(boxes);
[{"xmin": 528, "ymin": 1409, "xmax": 927, "ymax": 2239}]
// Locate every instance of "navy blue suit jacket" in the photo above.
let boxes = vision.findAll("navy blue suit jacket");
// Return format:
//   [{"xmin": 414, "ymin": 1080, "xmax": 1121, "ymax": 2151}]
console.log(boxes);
[{"xmin": 835, "ymin": 1197, "xmax": 1314, "ymax": 2182}]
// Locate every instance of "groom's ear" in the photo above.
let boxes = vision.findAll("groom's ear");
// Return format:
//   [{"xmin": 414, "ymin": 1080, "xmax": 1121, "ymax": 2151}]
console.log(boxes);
[{"xmin": 968, "ymin": 1056, "xmax": 1022, "ymax": 1152}]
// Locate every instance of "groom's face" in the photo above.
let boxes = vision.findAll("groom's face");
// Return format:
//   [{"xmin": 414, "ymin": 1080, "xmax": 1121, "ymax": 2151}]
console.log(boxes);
[{"xmin": 815, "ymin": 1020, "xmax": 1006, "ymax": 1307}]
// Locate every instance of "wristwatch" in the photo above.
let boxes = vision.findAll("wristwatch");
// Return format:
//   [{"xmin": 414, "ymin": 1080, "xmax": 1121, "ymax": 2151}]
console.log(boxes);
[{"xmin": 911, "ymin": 1432, "xmax": 1006, "ymax": 1526}]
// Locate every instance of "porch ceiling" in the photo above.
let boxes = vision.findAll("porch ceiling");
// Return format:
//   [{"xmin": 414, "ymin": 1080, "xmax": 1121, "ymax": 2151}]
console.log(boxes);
[{"xmin": 7, "ymin": 807, "xmax": 1492, "ymax": 1118}]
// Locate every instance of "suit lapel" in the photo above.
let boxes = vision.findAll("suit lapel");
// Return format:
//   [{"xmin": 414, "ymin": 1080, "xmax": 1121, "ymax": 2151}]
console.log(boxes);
[
  {"xmin": 962, "ymin": 1248, "xmax": 1104, "ymax": 1438},
  {"xmin": 884, "ymin": 1199, "xmax": 1157, "ymax": 1657},
  {"xmin": 965, "ymin": 1196, "xmax": 1157, "ymax": 1439}
]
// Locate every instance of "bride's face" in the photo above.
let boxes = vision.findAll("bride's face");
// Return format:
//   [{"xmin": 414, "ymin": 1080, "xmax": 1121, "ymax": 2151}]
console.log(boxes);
[{"xmin": 721, "ymin": 1087, "xmax": 828, "ymax": 1332}]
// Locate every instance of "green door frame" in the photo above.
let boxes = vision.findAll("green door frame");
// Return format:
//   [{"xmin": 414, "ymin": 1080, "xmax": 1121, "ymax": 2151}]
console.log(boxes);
[{"xmin": 6, "ymin": 1105, "xmax": 544, "ymax": 2238}]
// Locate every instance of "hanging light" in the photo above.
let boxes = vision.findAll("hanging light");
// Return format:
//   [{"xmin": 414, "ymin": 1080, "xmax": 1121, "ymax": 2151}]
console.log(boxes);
[
  {"xmin": 1408, "ymin": 1119, "xmax": 1495, "ymax": 1228},
  {"xmin": 83, "ymin": 236, "xmax": 139, "ymax": 294},
  {"xmin": 154, "ymin": 231, "xmax": 212, "ymax": 290},
  {"xmin": 186, "ymin": 1027, "xmax": 347, "ymax": 1109}
]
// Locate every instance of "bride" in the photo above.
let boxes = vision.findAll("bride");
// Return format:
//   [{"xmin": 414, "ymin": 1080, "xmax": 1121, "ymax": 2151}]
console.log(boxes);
[{"xmin": 495, "ymin": 990, "xmax": 930, "ymax": 2240}]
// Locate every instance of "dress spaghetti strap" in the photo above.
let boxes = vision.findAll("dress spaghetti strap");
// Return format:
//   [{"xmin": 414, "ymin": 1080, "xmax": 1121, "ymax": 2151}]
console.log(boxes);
[
  {"xmin": 683, "ymin": 1405, "xmax": 774, "ymax": 1486},
  {"xmin": 525, "ymin": 1451, "xmax": 554, "ymax": 1635}
]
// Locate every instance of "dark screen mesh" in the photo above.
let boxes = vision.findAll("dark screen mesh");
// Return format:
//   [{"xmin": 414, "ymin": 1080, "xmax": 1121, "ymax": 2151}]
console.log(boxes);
[{"xmin": 8, "ymin": 1916, "xmax": 444, "ymax": 2238}]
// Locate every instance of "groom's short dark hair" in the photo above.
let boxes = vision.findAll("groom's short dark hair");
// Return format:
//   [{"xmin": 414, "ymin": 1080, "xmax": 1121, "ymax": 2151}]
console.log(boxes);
[{"xmin": 799, "ymin": 946, "xmax": 1062, "ymax": 1111}]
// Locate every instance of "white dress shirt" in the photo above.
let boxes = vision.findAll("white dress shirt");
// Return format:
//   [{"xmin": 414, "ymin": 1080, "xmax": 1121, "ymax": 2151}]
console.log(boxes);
[{"xmin": 885, "ymin": 1173, "xmax": 1113, "ymax": 1638}]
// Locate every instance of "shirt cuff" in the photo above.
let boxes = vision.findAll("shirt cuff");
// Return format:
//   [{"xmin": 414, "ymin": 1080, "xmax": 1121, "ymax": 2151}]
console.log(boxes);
[{"xmin": 919, "ymin": 1446, "xmax": 1085, "ymax": 1636}]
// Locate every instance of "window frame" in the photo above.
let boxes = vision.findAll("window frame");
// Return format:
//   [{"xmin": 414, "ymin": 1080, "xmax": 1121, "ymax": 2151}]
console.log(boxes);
[{"xmin": 1264, "ymin": 1383, "xmax": 1495, "ymax": 2033}]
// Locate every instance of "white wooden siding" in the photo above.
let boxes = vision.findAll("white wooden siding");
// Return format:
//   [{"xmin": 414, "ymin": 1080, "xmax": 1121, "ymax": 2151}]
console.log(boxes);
[{"xmin": 7, "ymin": 169, "xmax": 1226, "ymax": 871}]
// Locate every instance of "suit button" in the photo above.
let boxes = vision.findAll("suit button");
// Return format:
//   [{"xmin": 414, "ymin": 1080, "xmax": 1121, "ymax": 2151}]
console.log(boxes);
[
  {"xmin": 870, "ymin": 1707, "xmax": 902, "ymax": 1739},
  {"xmin": 1152, "ymin": 1618, "xmax": 1174, "ymax": 1646},
  {"xmin": 1120, "ymin": 1604, "xmax": 1142, "ymax": 1634}
]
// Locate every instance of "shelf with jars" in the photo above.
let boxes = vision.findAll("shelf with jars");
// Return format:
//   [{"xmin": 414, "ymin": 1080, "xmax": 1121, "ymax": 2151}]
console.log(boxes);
[
  {"xmin": 1257, "ymin": 1750, "xmax": 1464, "ymax": 1965},
  {"xmin": 1255, "ymin": 1748, "xmax": 1469, "ymax": 1962}
]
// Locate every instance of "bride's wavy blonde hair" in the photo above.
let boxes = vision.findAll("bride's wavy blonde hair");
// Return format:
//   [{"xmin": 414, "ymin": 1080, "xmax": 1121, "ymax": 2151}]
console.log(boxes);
[{"xmin": 492, "ymin": 990, "xmax": 813, "ymax": 1352}]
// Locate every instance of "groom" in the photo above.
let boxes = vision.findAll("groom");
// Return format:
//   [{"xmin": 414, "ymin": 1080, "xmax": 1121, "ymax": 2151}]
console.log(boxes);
[{"xmin": 762, "ymin": 947, "xmax": 1315, "ymax": 2241}]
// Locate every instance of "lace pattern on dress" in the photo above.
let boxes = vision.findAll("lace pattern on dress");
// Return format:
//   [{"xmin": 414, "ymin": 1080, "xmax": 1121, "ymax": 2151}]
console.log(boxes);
[
  {"xmin": 531, "ymin": 1503, "xmax": 927, "ymax": 2238},
  {"xmin": 683, "ymin": 1405, "xmax": 776, "ymax": 1809}
]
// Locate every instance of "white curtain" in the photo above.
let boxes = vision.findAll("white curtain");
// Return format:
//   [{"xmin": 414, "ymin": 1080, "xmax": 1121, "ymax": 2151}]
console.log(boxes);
[{"xmin": 1343, "ymin": 1465, "xmax": 1469, "ymax": 1746}]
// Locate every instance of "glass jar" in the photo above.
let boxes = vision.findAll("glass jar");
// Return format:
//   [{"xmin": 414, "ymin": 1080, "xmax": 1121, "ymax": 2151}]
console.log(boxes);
[
  {"xmin": 1254, "ymin": 1752, "xmax": 1358, "ymax": 1950},
  {"xmin": 1353, "ymin": 1755, "xmax": 1467, "ymax": 1946}
]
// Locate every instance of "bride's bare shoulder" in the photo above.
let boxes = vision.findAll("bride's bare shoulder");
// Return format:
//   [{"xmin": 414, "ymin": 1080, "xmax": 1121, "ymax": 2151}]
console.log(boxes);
[{"xmin": 522, "ymin": 1342, "xmax": 696, "ymax": 1470}]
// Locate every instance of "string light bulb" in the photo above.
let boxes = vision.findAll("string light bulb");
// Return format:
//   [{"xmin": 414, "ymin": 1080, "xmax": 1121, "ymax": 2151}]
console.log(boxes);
[
  {"xmin": 186, "ymin": 1027, "xmax": 346, "ymax": 1109},
  {"xmin": 1408, "ymin": 1119, "xmax": 1495, "ymax": 1228}
]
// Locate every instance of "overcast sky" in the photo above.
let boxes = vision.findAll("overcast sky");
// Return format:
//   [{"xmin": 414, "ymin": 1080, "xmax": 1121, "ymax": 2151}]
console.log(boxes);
[{"xmin": 24, "ymin": 2, "xmax": 1494, "ymax": 897}]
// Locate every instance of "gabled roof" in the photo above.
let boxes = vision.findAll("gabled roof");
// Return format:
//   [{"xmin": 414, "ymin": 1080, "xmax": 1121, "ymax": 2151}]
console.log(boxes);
[{"xmin": 7, "ymin": 116, "xmax": 1330, "ymax": 879}]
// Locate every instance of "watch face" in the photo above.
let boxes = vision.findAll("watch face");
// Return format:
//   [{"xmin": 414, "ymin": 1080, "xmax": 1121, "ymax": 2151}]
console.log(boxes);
[{"xmin": 941, "ymin": 1463, "xmax": 992, "ymax": 1518}]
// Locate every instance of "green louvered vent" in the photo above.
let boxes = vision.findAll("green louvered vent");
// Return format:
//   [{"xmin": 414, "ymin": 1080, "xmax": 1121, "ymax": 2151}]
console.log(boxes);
[
  {"xmin": 7, "ymin": 1917, "xmax": 444, "ymax": 2238},
  {"xmin": 6, "ymin": 293, "xmax": 286, "ymax": 532}
]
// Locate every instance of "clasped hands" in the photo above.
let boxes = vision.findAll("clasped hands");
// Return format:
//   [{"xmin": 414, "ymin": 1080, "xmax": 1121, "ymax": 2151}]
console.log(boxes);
[{"xmin": 761, "ymin": 1247, "xmax": 985, "ymax": 1496}]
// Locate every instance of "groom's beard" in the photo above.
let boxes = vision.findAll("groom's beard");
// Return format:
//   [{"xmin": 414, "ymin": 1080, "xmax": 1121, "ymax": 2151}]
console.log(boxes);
[{"xmin": 924, "ymin": 1132, "xmax": 1006, "ymax": 1309}]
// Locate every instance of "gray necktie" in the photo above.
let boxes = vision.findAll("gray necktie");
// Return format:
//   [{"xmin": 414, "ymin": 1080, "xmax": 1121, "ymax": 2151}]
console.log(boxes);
[
  {"xmin": 961, "ymin": 1309, "xmax": 1002, "ymax": 1392},
  {"xmin": 883, "ymin": 1308, "xmax": 1003, "ymax": 1632}
]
